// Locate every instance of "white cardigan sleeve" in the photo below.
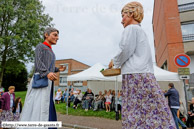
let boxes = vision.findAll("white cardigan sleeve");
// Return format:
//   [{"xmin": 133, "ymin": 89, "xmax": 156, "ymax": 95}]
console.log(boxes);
[{"xmin": 113, "ymin": 26, "xmax": 137, "ymax": 68}]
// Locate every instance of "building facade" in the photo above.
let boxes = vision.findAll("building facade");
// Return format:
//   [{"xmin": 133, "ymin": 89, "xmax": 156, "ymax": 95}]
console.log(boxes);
[
  {"xmin": 153, "ymin": 0, "xmax": 194, "ymax": 73},
  {"xmin": 55, "ymin": 59, "xmax": 90, "ymax": 90}
]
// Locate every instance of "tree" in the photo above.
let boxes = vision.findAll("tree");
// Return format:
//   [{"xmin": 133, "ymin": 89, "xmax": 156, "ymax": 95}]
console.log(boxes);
[
  {"xmin": 2, "ymin": 59, "xmax": 28, "ymax": 91},
  {"xmin": 28, "ymin": 65, "xmax": 35, "ymax": 78},
  {"xmin": 0, "ymin": 0, "xmax": 53, "ymax": 87}
]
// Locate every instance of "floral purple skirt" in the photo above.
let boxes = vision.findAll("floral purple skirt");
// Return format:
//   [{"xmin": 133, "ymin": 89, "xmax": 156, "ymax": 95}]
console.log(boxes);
[
  {"xmin": 122, "ymin": 73, "xmax": 176, "ymax": 129},
  {"xmin": 0, "ymin": 110, "xmax": 20, "ymax": 127},
  {"xmin": 0, "ymin": 110, "xmax": 14, "ymax": 121},
  {"xmin": 13, "ymin": 112, "xmax": 21, "ymax": 121}
]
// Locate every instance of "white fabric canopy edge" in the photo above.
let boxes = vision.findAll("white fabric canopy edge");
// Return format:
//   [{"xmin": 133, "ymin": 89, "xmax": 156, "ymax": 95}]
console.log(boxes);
[{"xmin": 67, "ymin": 63, "xmax": 180, "ymax": 82}]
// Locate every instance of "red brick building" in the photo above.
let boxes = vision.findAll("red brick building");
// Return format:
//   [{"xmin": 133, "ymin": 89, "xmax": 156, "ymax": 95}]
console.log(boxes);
[
  {"xmin": 153, "ymin": 0, "xmax": 194, "ymax": 73},
  {"xmin": 55, "ymin": 59, "xmax": 90, "ymax": 87}
]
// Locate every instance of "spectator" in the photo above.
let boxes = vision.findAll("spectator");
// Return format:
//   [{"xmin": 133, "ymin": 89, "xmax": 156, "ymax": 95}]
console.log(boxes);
[
  {"xmin": 0, "ymin": 86, "xmax": 15, "ymax": 121},
  {"xmin": 105, "ymin": 91, "xmax": 112, "ymax": 112},
  {"xmin": 70, "ymin": 88, "xmax": 74, "ymax": 92},
  {"xmin": 55, "ymin": 88, "xmax": 62, "ymax": 104},
  {"xmin": 68, "ymin": 92, "xmax": 75, "ymax": 107},
  {"xmin": 61, "ymin": 88, "xmax": 67, "ymax": 103},
  {"xmin": 111, "ymin": 90, "xmax": 116, "ymax": 110},
  {"xmin": 69, "ymin": 82, "xmax": 73, "ymax": 91},
  {"xmin": 111, "ymin": 90, "xmax": 115, "ymax": 96},
  {"xmin": 108, "ymin": 89, "xmax": 112, "ymax": 95},
  {"xmin": 13, "ymin": 97, "xmax": 22, "ymax": 121},
  {"xmin": 116, "ymin": 91, "xmax": 122, "ymax": 114},
  {"xmin": 93, "ymin": 91, "xmax": 104, "ymax": 111},
  {"xmin": 177, "ymin": 101, "xmax": 187, "ymax": 123},
  {"xmin": 73, "ymin": 90, "xmax": 83, "ymax": 109},
  {"xmin": 86, "ymin": 88, "xmax": 89, "ymax": 94},
  {"xmin": 164, "ymin": 83, "xmax": 187, "ymax": 129},
  {"xmin": 67, "ymin": 87, "xmax": 74, "ymax": 102},
  {"xmin": 0, "ymin": 88, "xmax": 4, "ymax": 96},
  {"xmin": 103, "ymin": 90, "xmax": 107, "ymax": 97},
  {"xmin": 73, "ymin": 88, "xmax": 79, "ymax": 98},
  {"xmin": 186, "ymin": 97, "xmax": 194, "ymax": 129},
  {"xmin": 83, "ymin": 89, "xmax": 94, "ymax": 111}
]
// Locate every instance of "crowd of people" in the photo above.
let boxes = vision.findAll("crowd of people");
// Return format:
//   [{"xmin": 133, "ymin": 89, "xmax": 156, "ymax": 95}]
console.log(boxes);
[
  {"xmin": 55, "ymin": 88, "xmax": 122, "ymax": 113},
  {"xmin": 0, "ymin": 1, "xmax": 194, "ymax": 128},
  {"xmin": 55, "ymin": 83, "xmax": 194, "ymax": 129},
  {"xmin": 0, "ymin": 86, "xmax": 22, "ymax": 123},
  {"xmin": 0, "ymin": 84, "xmax": 194, "ymax": 129}
]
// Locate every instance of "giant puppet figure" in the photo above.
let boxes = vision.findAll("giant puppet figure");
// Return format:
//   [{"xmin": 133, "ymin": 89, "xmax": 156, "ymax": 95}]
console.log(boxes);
[
  {"xmin": 109, "ymin": 2, "xmax": 176, "ymax": 129},
  {"xmin": 20, "ymin": 27, "xmax": 66, "ymax": 129}
]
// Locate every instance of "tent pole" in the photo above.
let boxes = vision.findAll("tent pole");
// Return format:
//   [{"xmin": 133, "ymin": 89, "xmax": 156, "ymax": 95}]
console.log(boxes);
[
  {"xmin": 66, "ymin": 85, "xmax": 69, "ymax": 115},
  {"xmin": 115, "ymin": 76, "xmax": 118, "ymax": 112},
  {"xmin": 115, "ymin": 76, "xmax": 119, "ymax": 120}
]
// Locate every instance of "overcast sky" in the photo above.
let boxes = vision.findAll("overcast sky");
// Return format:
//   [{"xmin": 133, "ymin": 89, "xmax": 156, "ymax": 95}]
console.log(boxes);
[{"xmin": 27, "ymin": 0, "xmax": 155, "ymax": 71}]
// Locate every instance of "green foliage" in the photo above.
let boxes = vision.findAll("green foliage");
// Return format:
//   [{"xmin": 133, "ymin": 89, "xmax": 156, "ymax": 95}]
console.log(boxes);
[
  {"xmin": 0, "ymin": 0, "xmax": 53, "ymax": 87},
  {"xmin": 4, "ymin": 59, "xmax": 26, "ymax": 76},
  {"xmin": 0, "ymin": 0, "xmax": 53, "ymax": 62},
  {"xmin": 2, "ymin": 59, "xmax": 28, "ymax": 91}
]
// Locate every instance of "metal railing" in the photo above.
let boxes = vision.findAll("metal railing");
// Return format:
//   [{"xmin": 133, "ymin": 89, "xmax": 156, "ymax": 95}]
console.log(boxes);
[
  {"xmin": 182, "ymin": 34, "xmax": 194, "ymax": 41},
  {"xmin": 179, "ymin": 2, "xmax": 194, "ymax": 12}
]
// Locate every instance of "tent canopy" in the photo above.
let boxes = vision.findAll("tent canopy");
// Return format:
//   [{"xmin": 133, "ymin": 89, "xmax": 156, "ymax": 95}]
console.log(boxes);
[
  {"xmin": 67, "ymin": 63, "xmax": 116, "ymax": 81},
  {"xmin": 67, "ymin": 63, "xmax": 180, "ymax": 82},
  {"xmin": 154, "ymin": 65, "xmax": 180, "ymax": 81}
]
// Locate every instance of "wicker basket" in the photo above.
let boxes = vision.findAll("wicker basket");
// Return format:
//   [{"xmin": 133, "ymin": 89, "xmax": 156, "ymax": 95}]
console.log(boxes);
[{"xmin": 101, "ymin": 68, "xmax": 121, "ymax": 76}]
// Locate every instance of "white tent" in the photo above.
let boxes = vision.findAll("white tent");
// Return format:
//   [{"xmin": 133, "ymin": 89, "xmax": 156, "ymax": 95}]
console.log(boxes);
[
  {"xmin": 67, "ymin": 63, "xmax": 116, "ymax": 81},
  {"xmin": 154, "ymin": 66, "xmax": 180, "ymax": 81},
  {"xmin": 67, "ymin": 63, "xmax": 187, "ymax": 117},
  {"xmin": 67, "ymin": 63, "xmax": 180, "ymax": 82}
]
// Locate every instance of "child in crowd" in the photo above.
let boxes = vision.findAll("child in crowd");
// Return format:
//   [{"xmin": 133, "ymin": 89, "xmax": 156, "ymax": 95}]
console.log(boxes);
[
  {"xmin": 13, "ymin": 97, "xmax": 22, "ymax": 121},
  {"xmin": 105, "ymin": 91, "xmax": 112, "ymax": 112}
]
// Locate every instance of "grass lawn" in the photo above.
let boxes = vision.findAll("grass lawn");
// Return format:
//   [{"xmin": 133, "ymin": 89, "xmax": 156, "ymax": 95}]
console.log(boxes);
[
  {"xmin": 15, "ymin": 91, "xmax": 27, "ymax": 104},
  {"xmin": 15, "ymin": 91, "xmax": 121, "ymax": 120}
]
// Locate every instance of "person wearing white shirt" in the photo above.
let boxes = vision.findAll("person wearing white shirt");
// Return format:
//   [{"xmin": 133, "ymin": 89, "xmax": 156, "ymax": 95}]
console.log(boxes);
[
  {"xmin": 105, "ymin": 91, "xmax": 112, "ymax": 112},
  {"xmin": 108, "ymin": 2, "xmax": 176, "ymax": 129},
  {"xmin": 73, "ymin": 90, "xmax": 83, "ymax": 109},
  {"xmin": 73, "ymin": 88, "xmax": 79, "ymax": 98}
]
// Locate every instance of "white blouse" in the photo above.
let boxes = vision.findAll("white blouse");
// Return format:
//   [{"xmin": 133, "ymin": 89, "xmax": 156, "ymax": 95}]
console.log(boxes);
[
  {"xmin": 113, "ymin": 24, "xmax": 154, "ymax": 74},
  {"xmin": 105, "ymin": 95, "xmax": 112, "ymax": 103}
]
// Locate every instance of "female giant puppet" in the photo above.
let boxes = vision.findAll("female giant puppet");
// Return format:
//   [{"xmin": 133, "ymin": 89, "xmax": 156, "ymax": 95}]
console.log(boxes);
[
  {"xmin": 109, "ymin": 2, "xmax": 176, "ymax": 129},
  {"xmin": 20, "ymin": 27, "xmax": 66, "ymax": 128}
]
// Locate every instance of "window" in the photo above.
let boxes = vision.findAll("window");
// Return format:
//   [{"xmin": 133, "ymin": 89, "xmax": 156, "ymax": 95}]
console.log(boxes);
[
  {"xmin": 181, "ymin": 23, "xmax": 194, "ymax": 41},
  {"xmin": 59, "ymin": 77, "xmax": 67, "ymax": 86},
  {"xmin": 179, "ymin": 2, "xmax": 194, "ymax": 12},
  {"xmin": 73, "ymin": 81, "xmax": 83, "ymax": 87},
  {"xmin": 161, "ymin": 61, "xmax": 168, "ymax": 70}
]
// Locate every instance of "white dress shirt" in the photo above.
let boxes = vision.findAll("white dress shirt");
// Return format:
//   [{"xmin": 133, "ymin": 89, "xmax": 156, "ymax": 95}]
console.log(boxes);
[{"xmin": 113, "ymin": 24, "xmax": 154, "ymax": 74}]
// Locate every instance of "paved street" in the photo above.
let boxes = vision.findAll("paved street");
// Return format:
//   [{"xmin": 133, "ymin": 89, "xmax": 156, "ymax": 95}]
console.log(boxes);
[{"xmin": 58, "ymin": 113, "xmax": 122, "ymax": 129}]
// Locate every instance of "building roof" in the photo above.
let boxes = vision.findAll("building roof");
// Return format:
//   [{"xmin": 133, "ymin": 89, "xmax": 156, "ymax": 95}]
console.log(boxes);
[{"xmin": 56, "ymin": 58, "xmax": 90, "ymax": 67}]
